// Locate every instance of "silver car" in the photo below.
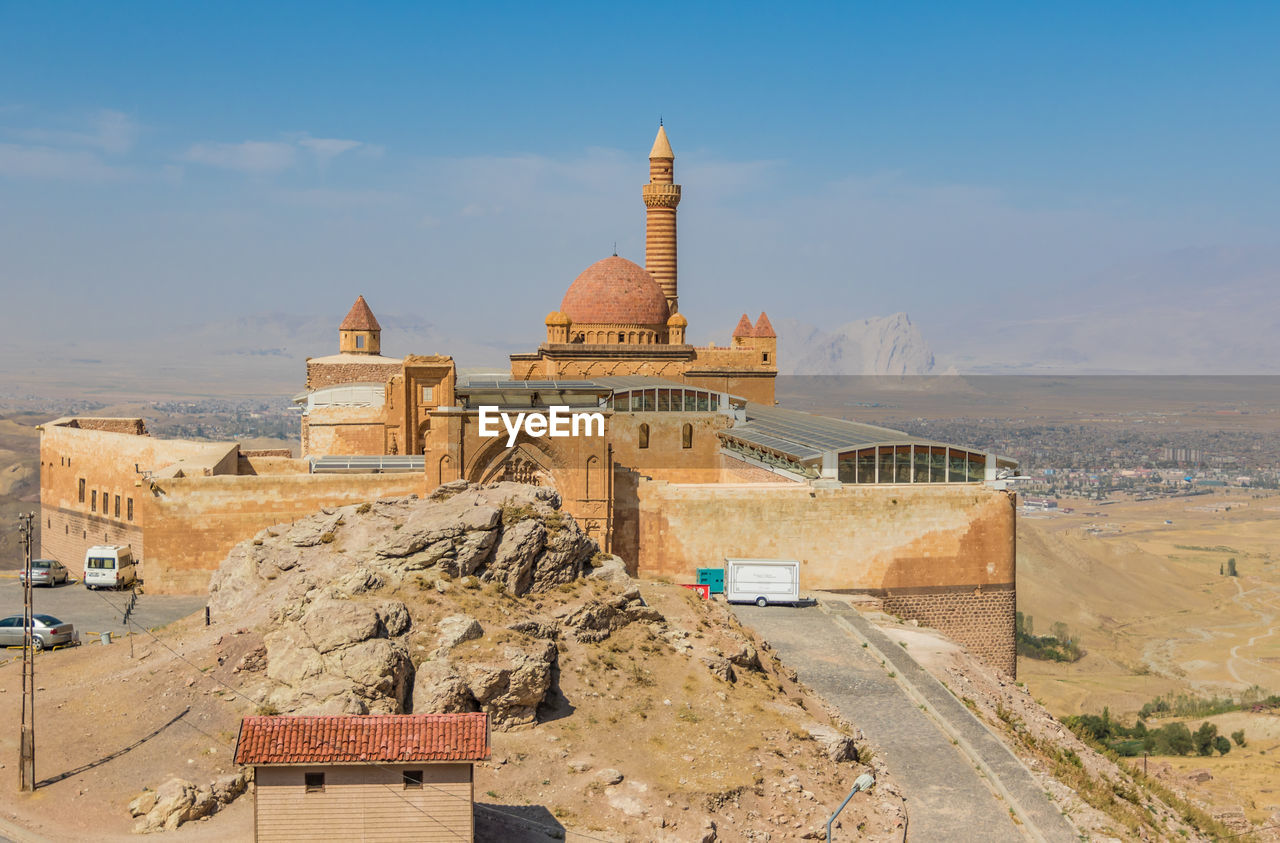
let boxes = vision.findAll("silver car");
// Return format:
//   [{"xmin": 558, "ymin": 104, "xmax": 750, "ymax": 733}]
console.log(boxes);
[
  {"xmin": 0, "ymin": 614, "xmax": 78, "ymax": 651},
  {"xmin": 18, "ymin": 558, "xmax": 70, "ymax": 587}
]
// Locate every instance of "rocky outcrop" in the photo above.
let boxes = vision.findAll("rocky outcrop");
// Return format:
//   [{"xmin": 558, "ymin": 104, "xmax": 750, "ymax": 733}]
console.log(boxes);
[
  {"xmin": 262, "ymin": 597, "xmax": 413, "ymax": 715},
  {"xmin": 130, "ymin": 772, "xmax": 247, "ymax": 833},
  {"xmin": 203, "ymin": 483, "xmax": 605, "ymax": 722},
  {"xmin": 560, "ymin": 588, "xmax": 663, "ymax": 644},
  {"xmin": 209, "ymin": 483, "xmax": 599, "ymax": 622},
  {"xmin": 412, "ymin": 637, "xmax": 558, "ymax": 730}
]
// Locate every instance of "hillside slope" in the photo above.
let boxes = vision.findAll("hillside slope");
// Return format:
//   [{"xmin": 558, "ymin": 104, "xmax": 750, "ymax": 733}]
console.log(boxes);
[{"xmin": 1, "ymin": 482, "xmax": 903, "ymax": 841}]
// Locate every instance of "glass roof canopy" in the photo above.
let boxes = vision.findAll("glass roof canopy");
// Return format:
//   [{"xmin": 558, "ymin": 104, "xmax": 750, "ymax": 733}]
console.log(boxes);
[{"xmin": 454, "ymin": 377, "xmax": 611, "ymax": 409}]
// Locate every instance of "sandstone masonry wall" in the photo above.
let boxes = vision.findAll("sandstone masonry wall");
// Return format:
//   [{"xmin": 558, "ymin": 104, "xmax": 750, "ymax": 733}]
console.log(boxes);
[
  {"xmin": 635, "ymin": 481, "xmax": 1017, "ymax": 675},
  {"xmin": 145, "ymin": 472, "xmax": 422, "ymax": 593},
  {"xmin": 881, "ymin": 586, "xmax": 1016, "ymax": 677}
]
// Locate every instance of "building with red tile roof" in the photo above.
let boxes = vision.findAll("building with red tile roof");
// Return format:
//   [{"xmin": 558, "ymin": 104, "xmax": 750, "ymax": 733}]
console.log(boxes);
[{"xmin": 236, "ymin": 713, "xmax": 488, "ymax": 842}]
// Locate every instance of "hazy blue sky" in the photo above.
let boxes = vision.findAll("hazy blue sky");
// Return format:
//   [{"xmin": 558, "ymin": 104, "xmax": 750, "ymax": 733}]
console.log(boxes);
[{"xmin": 2, "ymin": 2, "xmax": 1277, "ymax": 371}]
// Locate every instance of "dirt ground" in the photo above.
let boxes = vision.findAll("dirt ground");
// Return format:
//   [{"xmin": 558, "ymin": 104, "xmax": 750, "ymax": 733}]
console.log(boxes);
[{"xmin": 0, "ymin": 579, "xmax": 902, "ymax": 842}]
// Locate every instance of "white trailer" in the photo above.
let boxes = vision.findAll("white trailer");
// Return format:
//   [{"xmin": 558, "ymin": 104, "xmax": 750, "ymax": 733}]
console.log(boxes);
[{"xmin": 724, "ymin": 558, "xmax": 801, "ymax": 607}]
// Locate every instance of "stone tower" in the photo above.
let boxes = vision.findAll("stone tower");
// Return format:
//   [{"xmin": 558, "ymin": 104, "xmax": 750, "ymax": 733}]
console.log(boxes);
[
  {"xmin": 338, "ymin": 295, "xmax": 382, "ymax": 355},
  {"xmin": 642, "ymin": 124, "xmax": 681, "ymax": 315}
]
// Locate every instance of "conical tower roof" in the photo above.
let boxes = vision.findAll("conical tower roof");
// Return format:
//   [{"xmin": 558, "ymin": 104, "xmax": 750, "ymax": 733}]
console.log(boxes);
[
  {"xmin": 649, "ymin": 125, "xmax": 674, "ymax": 159},
  {"xmin": 340, "ymin": 295, "xmax": 381, "ymax": 331},
  {"xmin": 753, "ymin": 312, "xmax": 776, "ymax": 338},
  {"xmin": 733, "ymin": 313, "xmax": 755, "ymax": 337}
]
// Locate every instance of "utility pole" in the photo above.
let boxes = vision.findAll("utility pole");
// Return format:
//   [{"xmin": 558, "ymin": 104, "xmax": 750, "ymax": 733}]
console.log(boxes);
[{"xmin": 18, "ymin": 512, "xmax": 35, "ymax": 791}]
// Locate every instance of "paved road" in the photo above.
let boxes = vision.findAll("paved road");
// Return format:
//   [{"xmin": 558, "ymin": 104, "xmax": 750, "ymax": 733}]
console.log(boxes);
[
  {"xmin": 0, "ymin": 575, "xmax": 206, "ymax": 650},
  {"xmin": 733, "ymin": 601, "xmax": 1077, "ymax": 843}
]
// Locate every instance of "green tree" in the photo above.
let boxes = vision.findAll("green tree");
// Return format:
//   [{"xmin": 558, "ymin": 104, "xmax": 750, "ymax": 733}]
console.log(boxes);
[
  {"xmin": 1227, "ymin": 558, "xmax": 1238, "ymax": 576},
  {"xmin": 1231, "ymin": 729, "xmax": 1246, "ymax": 747},
  {"xmin": 1156, "ymin": 722, "xmax": 1194, "ymax": 756},
  {"xmin": 1213, "ymin": 735, "xmax": 1231, "ymax": 755},
  {"xmin": 1194, "ymin": 722, "xmax": 1218, "ymax": 756}
]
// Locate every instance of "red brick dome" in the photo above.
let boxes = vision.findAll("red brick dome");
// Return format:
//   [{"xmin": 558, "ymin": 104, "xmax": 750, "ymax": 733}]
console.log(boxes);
[{"xmin": 561, "ymin": 256, "xmax": 669, "ymax": 326}]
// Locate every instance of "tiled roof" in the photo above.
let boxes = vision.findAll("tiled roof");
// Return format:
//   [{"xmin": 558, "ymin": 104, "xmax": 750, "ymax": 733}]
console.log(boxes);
[
  {"xmin": 340, "ymin": 295, "xmax": 381, "ymax": 331},
  {"xmin": 234, "ymin": 713, "xmax": 490, "ymax": 765},
  {"xmin": 560, "ymin": 256, "xmax": 669, "ymax": 326},
  {"xmin": 753, "ymin": 312, "xmax": 776, "ymax": 338},
  {"xmin": 732, "ymin": 314, "xmax": 755, "ymax": 337}
]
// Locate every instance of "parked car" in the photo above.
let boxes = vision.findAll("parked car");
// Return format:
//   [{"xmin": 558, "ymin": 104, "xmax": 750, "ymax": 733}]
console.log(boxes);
[
  {"xmin": 0, "ymin": 614, "xmax": 78, "ymax": 651},
  {"xmin": 19, "ymin": 558, "xmax": 70, "ymax": 587}
]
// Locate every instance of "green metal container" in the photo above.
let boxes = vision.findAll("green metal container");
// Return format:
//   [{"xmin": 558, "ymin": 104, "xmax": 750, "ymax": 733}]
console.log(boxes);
[{"xmin": 696, "ymin": 567, "xmax": 725, "ymax": 594}]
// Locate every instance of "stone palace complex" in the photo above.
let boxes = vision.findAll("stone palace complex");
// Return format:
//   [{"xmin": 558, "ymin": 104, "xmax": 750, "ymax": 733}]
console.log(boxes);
[{"xmin": 38, "ymin": 127, "xmax": 1022, "ymax": 675}]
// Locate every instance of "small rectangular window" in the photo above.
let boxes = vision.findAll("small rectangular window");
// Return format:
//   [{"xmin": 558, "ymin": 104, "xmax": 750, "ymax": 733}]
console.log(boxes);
[
  {"xmin": 91, "ymin": 490, "xmax": 97, "ymax": 512},
  {"xmin": 304, "ymin": 772, "xmax": 325, "ymax": 792},
  {"xmin": 421, "ymin": 385, "xmax": 433, "ymax": 403},
  {"xmin": 127, "ymin": 498, "xmax": 134, "ymax": 521},
  {"xmin": 355, "ymin": 335, "xmax": 365, "ymax": 349},
  {"xmin": 403, "ymin": 769, "xmax": 423, "ymax": 789},
  {"xmin": 114, "ymin": 495, "xmax": 121, "ymax": 518},
  {"xmin": 78, "ymin": 478, "xmax": 86, "ymax": 503}
]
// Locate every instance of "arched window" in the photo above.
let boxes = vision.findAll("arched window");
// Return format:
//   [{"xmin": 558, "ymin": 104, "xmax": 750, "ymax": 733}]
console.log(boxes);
[
  {"xmin": 638, "ymin": 423, "xmax": 650, "ymax": 449},
  {"xmin": 682, "ymin": 423, "xmax": 693, "ymax": 449}
]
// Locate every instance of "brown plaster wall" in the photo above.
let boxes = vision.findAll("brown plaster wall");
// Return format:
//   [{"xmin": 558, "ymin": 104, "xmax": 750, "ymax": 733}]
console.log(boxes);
[
  {"xmin": 144, "ymin": 472, "xmax": 422, "ymax": 594},
  {"xmin": 634, "ymin": 481, "xmax": 1018, "ymax": 674}
]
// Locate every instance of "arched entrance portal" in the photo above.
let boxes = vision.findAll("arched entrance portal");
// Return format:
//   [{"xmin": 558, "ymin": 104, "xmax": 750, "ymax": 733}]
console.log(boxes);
[{"xmin": 467, "ymin": 440, "xmax": 557, "ymax": 488}]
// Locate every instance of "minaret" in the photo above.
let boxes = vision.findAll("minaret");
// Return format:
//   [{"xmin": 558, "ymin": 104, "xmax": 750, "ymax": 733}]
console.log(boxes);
[{"xmin": 642, "ymin": 124, "xmax": 681, "ymax": 314}]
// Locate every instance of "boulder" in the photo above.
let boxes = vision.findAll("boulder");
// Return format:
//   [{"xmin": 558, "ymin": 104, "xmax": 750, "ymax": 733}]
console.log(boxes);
[
  {"xmin": 412, "ymin": 660, "xmax": 475, "ymax": 715},
  {"xmin": 586, "ymin": 555, "xmax": 631, "ymax": 585},
  {"xmin": 562, "ymin": 588, "xmax": 665, "ymax": 643},
  {"xmin": 702, "ymin": 656, "xmax": 736, "ymax": 683},
  {"xmin": 727, "ymin": 644, "xmax": 763, "ymax": 673},
  {"xmin": 460, "ymin": 640, "xmax": 557, "ymax": 729},
  {"xmin": 131, "ymin": 772, "xmax": 247, "ymax": 833},
  {"xmin": 377, "ymin": 601, "xmax": 412, "ymax": 637},
  {"xmin": 807, "ymin": 724, "xmax": 858, "ymax": 762},
  {"xmin": 436, "ymin": 614, "xmax": 484, "ymax": 650}
]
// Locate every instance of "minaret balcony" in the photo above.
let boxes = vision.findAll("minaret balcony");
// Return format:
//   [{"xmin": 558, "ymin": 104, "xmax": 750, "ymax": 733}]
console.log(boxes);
[{"xmin": 642, "ymin": 183, "xmax": 682, "ymax": 208}]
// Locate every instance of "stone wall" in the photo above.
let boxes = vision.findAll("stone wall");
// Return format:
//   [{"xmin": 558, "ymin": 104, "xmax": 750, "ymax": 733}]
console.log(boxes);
[
  {"xmin": 302, "ymin": 406, "xmax": 387, "ymax": 457},
  {"xmin": 719, "ymin": 453, "xmax": 800, "ymax": 484},
  {"xmin": 145, "ymin": 472, "xmax": 422, "ymax": 593},
  {"xmin": 42, "ymin": 508, "xmax": 144, "ymax": 577},
  {"xmin": 634, "ymin": 480, "xmax": 1018, "ymax": 675},
  {"xmin": 305, "ymin": 358, "xmax": 401, "ymax": 389}
]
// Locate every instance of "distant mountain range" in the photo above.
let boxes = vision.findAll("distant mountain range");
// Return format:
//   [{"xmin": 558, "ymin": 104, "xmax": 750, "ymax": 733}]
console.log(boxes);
[{"xmin": 776, "ymin": 313, "xmax": 938, "ymax": 376}]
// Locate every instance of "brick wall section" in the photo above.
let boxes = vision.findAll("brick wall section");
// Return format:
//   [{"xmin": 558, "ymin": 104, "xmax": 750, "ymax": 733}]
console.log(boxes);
[{"xmin": 880, "ymin": 586, "xmax": 1016, "ymax": 677}]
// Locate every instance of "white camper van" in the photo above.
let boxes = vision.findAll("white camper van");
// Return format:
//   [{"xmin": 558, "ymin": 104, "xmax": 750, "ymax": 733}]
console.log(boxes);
[
  {"xmin": 724, "ymin": 558, "xmax": 801, "ymax": 607},
  {"xmin": 83, "ymin": 545, "xmax": 137, "ymax": 590}
]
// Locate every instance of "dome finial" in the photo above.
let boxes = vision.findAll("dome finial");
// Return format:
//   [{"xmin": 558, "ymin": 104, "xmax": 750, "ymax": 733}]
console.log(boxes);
[{"xmin": 613, "ymin": 241, "xmax": 618, "ymax": 257}]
